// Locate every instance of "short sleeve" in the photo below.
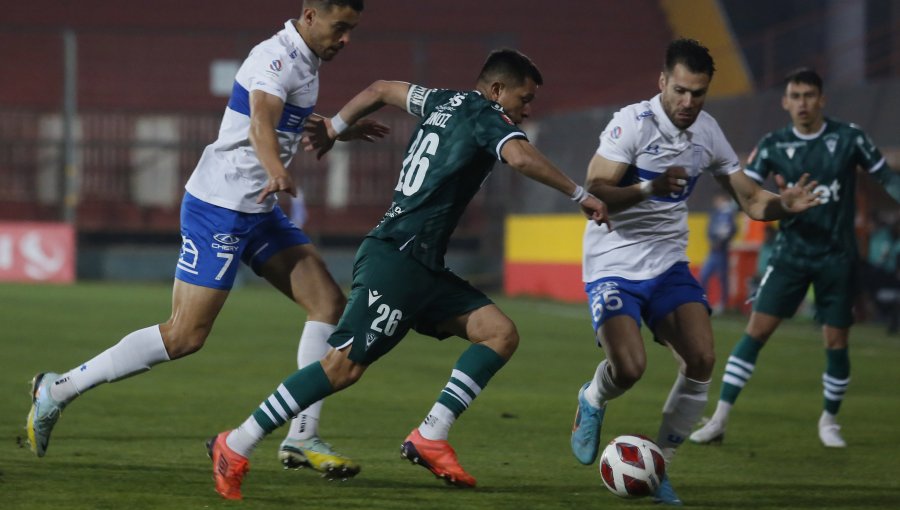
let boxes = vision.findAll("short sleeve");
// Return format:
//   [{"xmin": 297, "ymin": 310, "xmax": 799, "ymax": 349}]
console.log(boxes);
[
  {"xmin": 744, "ymin": 135, "xmax": 772, "ymax": 183},
  {"xmin": 850, "ymin": 124, "xmax": 887, "ymax": 174},
  {"xmin": 246, "ymin": 48, "xmax": 291, "ymax": 101},
  {"xmin": 596, "ymin": 108, "xmax": 639, "ymax": 165},
  {"xmin": 474, "ymin": 104, "xmax": 528, "ymax": 161},
  {"xmin": 706, "ymin": 122, "xmax": 742, "ymax": 177}
]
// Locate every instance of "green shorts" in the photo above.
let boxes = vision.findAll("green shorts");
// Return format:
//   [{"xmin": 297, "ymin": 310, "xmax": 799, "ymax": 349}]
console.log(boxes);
[
  {"xmin": 328, "ymin": 237, "xmax": 493, "ymax": 365},
  {"xmin": 753, "ymin": 254, "xmax": 858, "ymax": 328}
]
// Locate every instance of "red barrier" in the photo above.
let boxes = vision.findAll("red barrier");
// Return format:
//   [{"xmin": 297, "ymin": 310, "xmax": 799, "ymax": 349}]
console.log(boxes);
[{"xmin": 0, "ymin": 222, "xmax": 75, "ymax": 283}]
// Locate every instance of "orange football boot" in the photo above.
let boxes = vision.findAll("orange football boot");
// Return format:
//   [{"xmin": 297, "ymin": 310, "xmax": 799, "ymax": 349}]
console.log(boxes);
[{"xmin": 400, "ymin": 429, "xmax": 476, "ymax": 488}]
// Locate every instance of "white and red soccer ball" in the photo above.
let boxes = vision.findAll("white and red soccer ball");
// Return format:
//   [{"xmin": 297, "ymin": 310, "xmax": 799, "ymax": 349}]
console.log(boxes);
[{"xmin": 598, "ymin": 434, "xmax": 666, "ymax": 498}]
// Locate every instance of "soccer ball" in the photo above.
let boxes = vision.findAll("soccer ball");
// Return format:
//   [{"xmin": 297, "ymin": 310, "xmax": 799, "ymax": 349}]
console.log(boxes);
[{"xmin": 598, "ymin": 434, "xmax": 666, "ymax": 498}]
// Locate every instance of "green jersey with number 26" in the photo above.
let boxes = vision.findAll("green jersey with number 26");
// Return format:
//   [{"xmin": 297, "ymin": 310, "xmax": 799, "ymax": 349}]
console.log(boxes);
[{"xmin": 368, "ymin": 85, "xmax": 528, "ymax": 270}]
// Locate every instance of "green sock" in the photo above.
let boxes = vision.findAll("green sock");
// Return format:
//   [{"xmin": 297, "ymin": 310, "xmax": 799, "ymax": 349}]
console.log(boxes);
[
  {"xmin": 437, "ymin": 343, "xmax": 506, "ymax": 417},
  {"xmin": 823, "ymin": 348, "xmax": 850, "ymax": 415},
  {"xmin": 720, "ymin": 333, "xmax": 765, "ymax": 404},
  {"xmin": 252, "ymin": 361, "xmax": 334, "ymax": 434}
]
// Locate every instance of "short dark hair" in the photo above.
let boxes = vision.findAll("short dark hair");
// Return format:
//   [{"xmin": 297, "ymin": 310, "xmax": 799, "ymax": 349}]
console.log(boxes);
[
  {"xmin": 784, "ymin": 67, "xmax": 823, "ymax": 92},
  {"xmin": 665, "ymin": 38, "xmax": 716, "ymax": 78},
  {"xmin": 304, "ymin": 0, "xmax": 364, "ymax": 11},
  {"xmin": 477, "ymin": 48, "xmax": 544, "ymax": 87}
]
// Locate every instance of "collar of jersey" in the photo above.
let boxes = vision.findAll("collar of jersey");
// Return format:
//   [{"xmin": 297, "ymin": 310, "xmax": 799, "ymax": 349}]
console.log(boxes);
[
  {"xmin": 650, "ymin": 94, "xmax": 687, "ymax": 140},
  {"xmin": 791, "ymin": 121, "xmax": 827, "ymax": 140},
  {"xmin": 284, "ymin": 19, "xmax": 321, "ymax": 73}
]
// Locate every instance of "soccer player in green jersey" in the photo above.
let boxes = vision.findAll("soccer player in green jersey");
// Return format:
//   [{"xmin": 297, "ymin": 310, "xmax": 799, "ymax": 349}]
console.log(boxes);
[
  {"xmin": 690, "ymin": 68, "xmax": 900, "ymax": 448},
  {"xmin": 206, "ymin": 48, "xmax": 610, "ymax": 500}
]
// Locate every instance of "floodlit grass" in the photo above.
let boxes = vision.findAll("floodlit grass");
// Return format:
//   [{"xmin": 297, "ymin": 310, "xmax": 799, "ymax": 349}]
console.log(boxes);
[{"xmin": 1, "ymin": 282, "xmax": 898, "ymax": 509}]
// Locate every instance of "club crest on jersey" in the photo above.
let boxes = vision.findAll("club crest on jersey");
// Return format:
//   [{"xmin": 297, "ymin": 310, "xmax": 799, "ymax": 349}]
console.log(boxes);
[
  {"xmin": 270, "ymin": 59, "xmax": 283, "ymax": 72},
  {"xmin": 824, "ymin": 134, "xmax": 839, "ymax": 155}
]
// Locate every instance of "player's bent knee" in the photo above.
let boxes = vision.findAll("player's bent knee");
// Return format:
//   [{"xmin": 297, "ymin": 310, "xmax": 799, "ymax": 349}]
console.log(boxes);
[
  {"xmin": 320, "ymin": 348, "xmax": 366, "ymax": 390},
  {"xmin": 615, "ymin": 367, "xmax": 643, "ymax": 389},
  {"xmin": 159, "ymin": 323, "xmax": 210, "ymax": 359},
  {"xmin": 683, "ymin": 350, "xmax": 716, "ymax": 380}
]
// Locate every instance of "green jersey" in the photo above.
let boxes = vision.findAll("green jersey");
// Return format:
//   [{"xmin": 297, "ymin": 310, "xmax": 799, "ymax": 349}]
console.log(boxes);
[
  {"xmin": 745, "ymin": 118, "xmax": 885, "ymax": 262},
  {"xmin": 368, "ymin": 85, "xmax": 527, "ymax": 270}
]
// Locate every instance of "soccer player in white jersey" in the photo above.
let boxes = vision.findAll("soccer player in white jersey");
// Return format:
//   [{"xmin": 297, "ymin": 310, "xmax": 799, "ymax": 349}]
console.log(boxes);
[
  {"xmin": 569, "ymin": 39, "xmax": 822, "ymax": 505},
  {"xmin": 26, "ymin": 0, "xmax": 386, "ymax": 479}
]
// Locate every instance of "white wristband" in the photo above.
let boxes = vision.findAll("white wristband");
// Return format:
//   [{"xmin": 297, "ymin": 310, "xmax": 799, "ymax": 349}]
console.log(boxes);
[
  {"xmin": 639, "ymin": 180, "xmax": 653, "ymax": 199},
  {"xmin": 330, "ymin": 113, "xmax": 349, "ymax": 136},
  {"xmin": 571, "ymin": 185, "xmax": 587, "ymax": 203}
]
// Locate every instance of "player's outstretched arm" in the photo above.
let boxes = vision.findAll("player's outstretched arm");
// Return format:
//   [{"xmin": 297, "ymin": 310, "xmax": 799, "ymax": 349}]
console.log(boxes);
[
  {"xmin": 501, "ymin": 139, "xmax": 609, "ymax": 227},
  {"xmin": 717, "ymin": 170, "xmax": 821, "ymax": 221},
  {"xmin": 303, "ymin": 80, "xmax": 410, "ymax": 159}
]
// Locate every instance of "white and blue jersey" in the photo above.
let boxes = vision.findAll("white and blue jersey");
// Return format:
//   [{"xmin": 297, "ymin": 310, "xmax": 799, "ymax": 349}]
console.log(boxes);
[
  {"xmin": 582, "ymin": 94, "xmax": 742, "ymax": 283},
  {"xmin": 177, "ymin": 20, "xmax": 318, "ymax": 290},
  {"xmin": 185, "ymin": 19, "xmax": 319, "ymax": 214}
]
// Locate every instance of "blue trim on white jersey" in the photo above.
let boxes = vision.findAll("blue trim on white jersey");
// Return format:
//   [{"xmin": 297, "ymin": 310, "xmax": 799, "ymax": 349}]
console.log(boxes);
[
  {"xmin": 227, "ymin": 81, "xmax": 251, "ymax": 115},
  {"xmin": 278, "ymin": 102, "xmax": 314, "ymax": 133},
  {"xmin": 633, "ymin": 167, "xmax": 699, "ymax": 203},
  {"xmin": 226, "ymin": 81, "xmax": 315, "ymax": 133}
]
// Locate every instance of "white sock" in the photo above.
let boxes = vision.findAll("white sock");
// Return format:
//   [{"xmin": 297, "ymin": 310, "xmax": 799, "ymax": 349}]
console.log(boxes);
[
  {"xmin": 585, "ymin": 359, "xmax": 626, "ymax": 407},
  {"xmin": 418, "ymin": 402, "xmax": 456, "ymax": 441},
  {"xmin": 656, "ymin": 372, "xmax": 710, "ymax": 451},
  {"xmin": 285, "ymin": 321, "xmax": 335, "ymax": 441},
  {"xmin": 710, "ymin": 400, "xmax": 733, "ymax": 424},
  {"xmin": 226, "ymin": 416, "xmax": 266, "ymax": 458},
  {"xmin": 50, "ymin": 325, "xmax": 170, "ymax": 403}
]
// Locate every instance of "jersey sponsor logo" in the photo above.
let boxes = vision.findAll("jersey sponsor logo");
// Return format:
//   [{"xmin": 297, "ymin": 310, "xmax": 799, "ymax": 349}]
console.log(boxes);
[
  {"xmin": 270, "ymin": 59, "xmax": 283, "ymax": 72},
  {"xmin": 787, "ymin": 178, "xmax": 841, "ymax": 204},
  {"xmin": 368, "ymin": 289, "xmax": 383, "ymax": 306},
  {"xmin": 449, "ymin": 93, "xmax": 465, "ymax": 107},
  {"xmin": 213, "ymin": 233, "xmax": 240, "ymax": 245},
  {"xmin": 609, "ymin": 126, "xmax": 622, "ymax": 139},
  {"xmin": 211, "ymin": 233, "xmax": 240, "ymax": 253},
  {"xmin": 635, "ymin": 110, "xmax": 654, "ymax": 121}
]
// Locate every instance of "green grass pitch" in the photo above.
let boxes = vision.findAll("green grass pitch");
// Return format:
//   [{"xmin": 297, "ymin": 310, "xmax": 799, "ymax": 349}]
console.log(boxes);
[{"xmin": 1, "ymin": 282, "xmax": 899, "ymax": 509}]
